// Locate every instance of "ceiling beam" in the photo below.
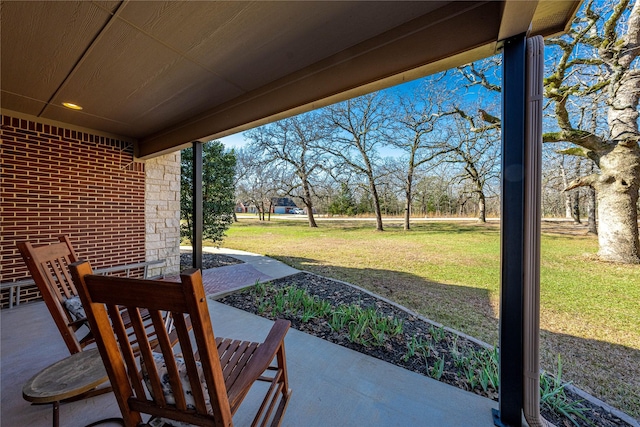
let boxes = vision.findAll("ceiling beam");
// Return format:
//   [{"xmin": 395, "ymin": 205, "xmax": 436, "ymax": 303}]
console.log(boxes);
[
  {"xmin": 137, "ymin": 1, "xmax": 502, "ymax": 158},
  {"xmin": 498, "ymin": 0, "xmax": 538, "ymax": 41}
]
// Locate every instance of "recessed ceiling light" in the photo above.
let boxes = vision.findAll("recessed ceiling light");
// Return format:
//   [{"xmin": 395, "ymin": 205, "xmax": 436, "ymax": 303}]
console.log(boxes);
[{"xmin": 62, "ymin": 102, "xmax": 83, "ymax": 110}]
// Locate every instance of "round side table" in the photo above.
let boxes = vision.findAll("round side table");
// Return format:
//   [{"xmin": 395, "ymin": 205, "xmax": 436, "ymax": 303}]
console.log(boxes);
[{"xmin": 22, "ymin": 347, "xmax": 116, "ymax": 427}]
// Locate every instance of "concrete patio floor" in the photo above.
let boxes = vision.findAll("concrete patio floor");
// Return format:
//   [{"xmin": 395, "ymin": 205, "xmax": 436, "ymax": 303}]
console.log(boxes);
[{"xmin": 1, "ymin": 298, "xmax": 498, "ymax": 427}]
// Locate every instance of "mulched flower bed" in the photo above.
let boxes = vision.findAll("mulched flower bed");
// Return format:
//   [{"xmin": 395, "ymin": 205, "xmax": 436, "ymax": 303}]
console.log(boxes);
[{"xmin": 218, "ymin": 270, "xmax": 633, "ymax": 427}]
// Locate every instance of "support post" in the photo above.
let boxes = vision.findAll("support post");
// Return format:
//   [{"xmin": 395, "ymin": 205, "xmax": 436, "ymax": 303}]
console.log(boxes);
[
  {"xmin": 494, "ymin": 33, "xmax": 527, "ymax": 427},
  {"xmin": 192, "ymin": 141, "xmax": 203, "ymax": 270}
]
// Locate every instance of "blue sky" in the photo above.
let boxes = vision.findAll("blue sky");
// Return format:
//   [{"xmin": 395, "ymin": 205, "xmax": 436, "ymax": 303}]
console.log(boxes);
[
  {"xmin": 217, "ymin": 64, "xmax": 499, "ymax": 155},
  {"xmin": 219, "ymin": 133, "xmax": 247, "ymax": 150}
]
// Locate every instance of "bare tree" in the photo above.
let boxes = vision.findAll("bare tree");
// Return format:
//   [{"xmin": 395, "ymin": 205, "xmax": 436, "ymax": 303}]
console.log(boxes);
[
  {"xmin": 322, "ymin": 93, "xmax": 392, "ymax": 231},
  {"xmin": 245, "ymin": 113, "xmax": 326, "ymax": 227},
  {"xmin": 542, "ymin": 149, "xmax": 573, "ymax": 217},
  {"xmin": 391, "ymin": 82, "xmax": 448, "ymax": 229},
  {"xmin": 557, "ymin": 155, "xmax": 581, "ymax": 221},
  {"xmin": 583, "ymin": 97, "xmax": 602, "ymax": 235},
  {"xmin": 413, "ymin": 169, "xmax": 458, "ymax": 216},
  {"xmin": 235, "ymin": 146, "xmax": 281, "ymax": 221},
  {"xmin": 232, "ymin": 147, "xmax": 252, "ymax": 222},
  {"xmin": 443, "ymin": 107, "xmax": 501, "ymax": 222},
  {"xmin": 375, "ymin": 156, "xmax": 406, "ymax": 217}
]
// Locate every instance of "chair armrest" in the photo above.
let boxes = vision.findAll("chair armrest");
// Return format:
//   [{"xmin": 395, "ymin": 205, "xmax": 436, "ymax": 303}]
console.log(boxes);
[
  {"xmin": 68, "ymin": 318, "xmax": 88, "ymax": 328},
  {"xmin": 227, "ymin": 319, "xmax": 290, "ymax": 405}
]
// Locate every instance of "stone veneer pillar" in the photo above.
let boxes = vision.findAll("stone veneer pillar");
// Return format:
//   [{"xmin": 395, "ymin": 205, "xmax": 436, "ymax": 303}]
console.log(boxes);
[{"xmin": 145, "ymin": 151, "xmax": 181, "ymax": 277}]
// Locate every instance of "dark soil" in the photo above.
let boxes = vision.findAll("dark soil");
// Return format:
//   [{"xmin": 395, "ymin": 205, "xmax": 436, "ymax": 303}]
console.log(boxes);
[{"xmin": 203, "ymin": 254, "xmax": 630, "ymax": 427}]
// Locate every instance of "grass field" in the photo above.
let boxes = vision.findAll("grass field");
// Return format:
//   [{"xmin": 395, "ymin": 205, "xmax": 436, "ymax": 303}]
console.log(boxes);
[{"xmin": 212, "ymin": 216, "xmax": 640, "ymax": 418}]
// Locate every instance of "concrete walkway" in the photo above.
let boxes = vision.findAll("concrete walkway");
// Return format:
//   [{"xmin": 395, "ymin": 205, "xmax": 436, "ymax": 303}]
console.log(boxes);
[
  {"xmin": 1, "ymin": 248, "xmax": 499, "ymax": 427},
  {"xmin": 179, "ymin": 246, "xmax": 299, "ymax": 296}
]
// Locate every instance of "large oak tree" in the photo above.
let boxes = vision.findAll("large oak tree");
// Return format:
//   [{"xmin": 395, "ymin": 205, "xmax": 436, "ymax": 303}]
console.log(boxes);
[{"xmin": 544, "ymin": 0, "xmax": 640, "ymax": 263}]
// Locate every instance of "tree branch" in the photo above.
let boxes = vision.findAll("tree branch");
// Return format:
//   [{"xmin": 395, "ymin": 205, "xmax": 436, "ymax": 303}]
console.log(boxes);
[
  {"xmin": 557, "ymin": 146, "xmax": 592, "ymax": 158},
  {"xmin": 565, "ymin": 58, "xmax": 604, "ymax": 68},
  {"xmin": 542, "ymin": 129, "xmax": 608, "ymax": 151},
  {"xmin": 603, "ymin": 0, "xmax": 630, "ymax": 47},
  {"xmin": 458, "ymin": 61, "xmax": 501, "ymax": 92},
  {"xmin": 555, "ymin": 146, "xmax": 601, "ymax": 165},
  {"xmin": 564, "ymin": 173, "xmax": 600, "ymax": 191}
]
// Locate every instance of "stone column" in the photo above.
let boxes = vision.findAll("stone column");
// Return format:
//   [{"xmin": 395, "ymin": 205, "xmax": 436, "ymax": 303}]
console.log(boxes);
[{"xmin": 145, "ymin": 151, "xmax": 181, "ymax": 277}]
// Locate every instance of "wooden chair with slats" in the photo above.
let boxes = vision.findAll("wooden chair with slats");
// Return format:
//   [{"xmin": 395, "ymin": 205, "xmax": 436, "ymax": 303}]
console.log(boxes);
[
  {"xmin": 17, "ymin": 236, "xmax": 171, "ymax": 355},
  {"xmin": 17, "ymin": 236, "xmax": 93, "ymax": 354},
  {"xmin": 69, "ymin": 261, "xmax": 292, "ymax": 427}
]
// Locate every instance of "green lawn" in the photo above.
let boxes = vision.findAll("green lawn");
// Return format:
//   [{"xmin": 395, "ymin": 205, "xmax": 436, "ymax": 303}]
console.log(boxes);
[{"xmin": 213, "ymin": 217, "xmax": 640, "ymax": 417}]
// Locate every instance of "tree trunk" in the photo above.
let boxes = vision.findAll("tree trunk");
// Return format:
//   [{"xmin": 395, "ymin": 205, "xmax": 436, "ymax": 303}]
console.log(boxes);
[
  {"xmin": 572, "ymin": 158, "xmax": 581, "ymax": 223},
  {"xmin": 404, "ymin": 196, "xmax": 411, "ymax": 230},
  {"xmin": 564, "ymin": 190, "xmax": 572, "ymax": 218},
  {"xmin": 369, "ymin": 176, "xmax": 384, "ymax": 231},
  {"xmin": 404, "ymin": 170, "xmax": 413, "ymax": 231},
  {"xmin": 302, "ymin": 180, "xmax": 318, "ymax": 228},
  {"xmin": 596, "ymin": 32, "xmax": 640, "ymax": 262},
  {"xmin": 305, "ymin": 207, "xmax": 317, "ymax": 227},
  {"xmin": 587, "ymin": 187, "xmax": 597, "ymax": 234},
  {"xmin": 572, "ymin": 190, "xmax": 581, "ymax": 224},
  {"xmin": 560, "ymin": 161, "xmax": 572, "ymax": 219},
  {"xmin": 594, "ymin": 145, "xmax": 640, "ymax": 263},
  {"xmin": 477, "ymin": 192, "xmax": 486, "ymax": 223},
  {"xmin": 587, "ymin": 162, "xmax": 597, "ymax": 235}
]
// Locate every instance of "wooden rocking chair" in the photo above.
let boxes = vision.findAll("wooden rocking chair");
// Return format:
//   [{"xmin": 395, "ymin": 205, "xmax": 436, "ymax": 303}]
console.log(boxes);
[
  {"xmin": 69, "ymin": 261, "xmax": 292, "ymax": 427},
  {"xmin": 17, "ymin": 236, "xmax": 171, "ymax": 355}
]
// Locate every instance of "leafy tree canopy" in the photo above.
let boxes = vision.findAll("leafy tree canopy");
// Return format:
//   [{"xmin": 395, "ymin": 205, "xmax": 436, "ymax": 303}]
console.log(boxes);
[{"xmin": 181, "ymin": 141, "xmax": 236, "ymax": 245}]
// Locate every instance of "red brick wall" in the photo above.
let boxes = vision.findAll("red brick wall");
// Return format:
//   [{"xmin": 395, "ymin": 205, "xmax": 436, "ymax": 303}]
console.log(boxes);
[{"xmin": 0, "ymin": 114, "xmax": 147, "ymax": 308}]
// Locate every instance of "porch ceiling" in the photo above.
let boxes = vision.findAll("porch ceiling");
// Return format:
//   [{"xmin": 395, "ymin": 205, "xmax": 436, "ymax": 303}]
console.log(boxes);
[{"xmin": 1, "ymin": 1, "xmax": 580, "ymax": 159}]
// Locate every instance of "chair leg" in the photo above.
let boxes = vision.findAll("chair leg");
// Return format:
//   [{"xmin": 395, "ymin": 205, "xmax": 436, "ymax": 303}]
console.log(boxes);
[
  {"xmin": 269, "ymin": 386, "xmax": 292, "ymax": 427},
  {"xmin": 252, "ymin": 346, "xmax": 291, "ymax": 427},
  {"xmin": 271, "ymin": 345, "xmax": 291, "ymax": 427}
]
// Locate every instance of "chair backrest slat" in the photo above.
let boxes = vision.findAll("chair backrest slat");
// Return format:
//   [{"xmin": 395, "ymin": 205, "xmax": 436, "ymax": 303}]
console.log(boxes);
[
  {"xmin": 47, "ymin": 256, "xmax": 75, "ymax": 299},
  {"xmin": 169, "ymin": 313, "xmax": 208, "ymax": 413},
  {"xmin": 149, "ymin": 309, "xmax": 184, "ymax": 409},
  {"xmin": 179, "ymin": 271, "xmax": 235, "ymax": 424},
  {"xmin": 106, "ymin": 303, "xmax": 148, "ymax": 401}
]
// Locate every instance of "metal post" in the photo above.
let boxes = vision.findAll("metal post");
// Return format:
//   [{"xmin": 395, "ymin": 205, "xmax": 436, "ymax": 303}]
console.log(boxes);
[
  {"xmin": 494, "ymin": 33, "xmax": 527, "ymax": 427},
  {"xmin": 192, "ymin": 141, "xmax": 203, "ymax": 270}
]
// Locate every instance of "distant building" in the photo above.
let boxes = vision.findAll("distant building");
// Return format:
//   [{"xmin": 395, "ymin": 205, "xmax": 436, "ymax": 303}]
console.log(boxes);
[
  {"xmin": 271, "ymin": 197, "xmax": 298, "ymax": 214},
  {"xmin": 235, "ymin": 202, "xmax": 259, "ymax": 214}
]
